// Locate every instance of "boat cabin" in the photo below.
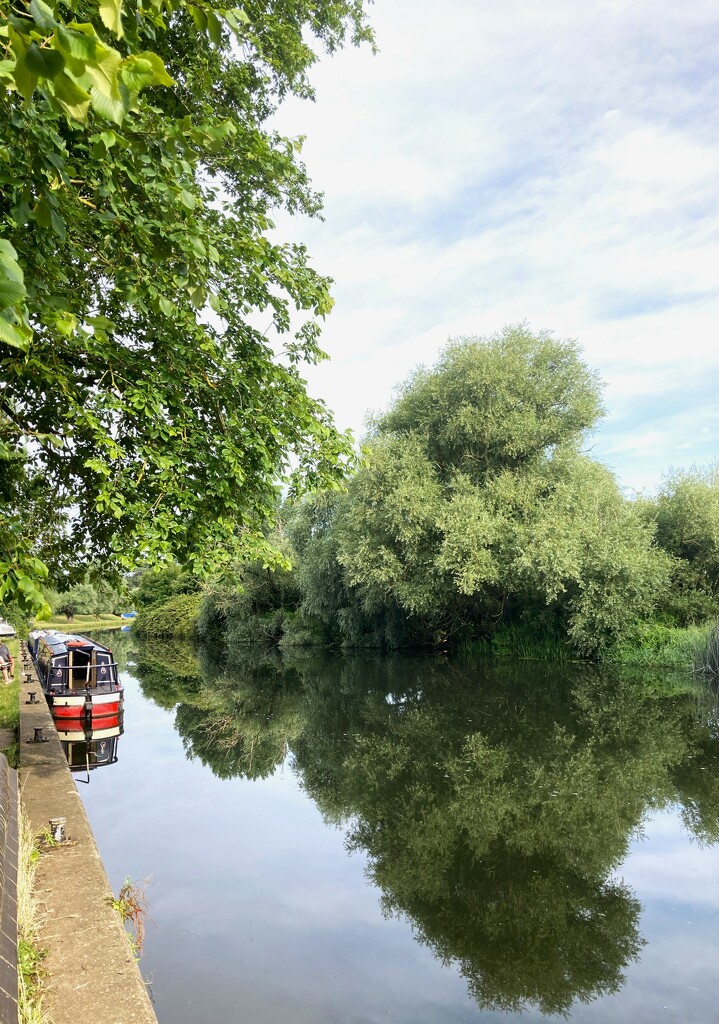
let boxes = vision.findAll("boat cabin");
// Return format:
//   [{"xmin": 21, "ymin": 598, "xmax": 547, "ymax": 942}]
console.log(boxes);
[{"xmin": 28, "ymin": 631, "xmax": 120, "ymax": 694}]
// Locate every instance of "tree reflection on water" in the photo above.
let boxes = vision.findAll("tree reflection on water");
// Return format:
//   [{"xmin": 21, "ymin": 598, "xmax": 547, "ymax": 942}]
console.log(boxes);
[{"xmin": 129, "ymin": 643, "xmax": 719, "ymax": 1016}]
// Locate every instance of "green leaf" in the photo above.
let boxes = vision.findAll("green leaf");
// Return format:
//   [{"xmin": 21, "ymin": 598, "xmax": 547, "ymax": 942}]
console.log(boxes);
[
  {"xmin": 89, "ymin": 84, "xmax": 126, "ymax": 123},
  {"xmin": 49, "ymin": 207, "xmax": 66, "ymax": 239},
  {"xmin": 120, "ymin": 56, "xmax": 156, "ymax": 91},
  {"xmin": 55, "ymin": 23, "xmax": 98, "ymax": 62},
  {"xmin": 29, "ymin": 0, "xmax": 56, "ymax": 33},
  {"xmin": 98, "ymin": 0, "xmax": 124, "ymax": 38},
  {"xmin": 51, "ymin": 70, "xmax": 91, "ymax": 122},
  {"xmin": 136, "ymin": 50, "xmax": 174, "ymax": 87},
  {"xmin": 188, "ymin": 5, "xmax": 207, "ymax": 32},
  {"xmin": 0, "ymin": 277, "xmax": 26, "ymax": 307},
  {"xmin": 0, "ymin": 239, "xmax": 28, "ymax": 310},
  {"xmin": 12, "ymin": 53, "xmax": 39, "ymax": 100},
  {"xmin": 55, "ymin": 311, "xmax": 77, "ymax": 337},
  {"xmin": 80, "ymin": 44, "xmax": 125, "ymax": 122},
  {"xmin": 206, "ymin": 9, "xmax": 223, "ymax": 46},
  {"xmin": 0, "ymin": 315, "xmax": 31, "ymax": 350},
  {"xmin": 79, "ymin": 41, "xmax": 122, "ymax": 103},
  {"xmin": 96, "ymin": 129, "xmax": 118, "ymax": 149},
  {"xmin": 188, "ymin": 285, "xmax": 207, "ymax": 308},
  {"xmin": 0, "ymin": 239, "xmax": 23, "ymax": 277},
  {"xmin": 33, "ymin": 200, "xmax": 53, "ymax": 229},
  {"xmin": 25, "ymin": 42, "xmax": 65, "ymax": 79},
  {"xmin": 179, "ymin": 189, "xmax": 196, "ymax": 210}
]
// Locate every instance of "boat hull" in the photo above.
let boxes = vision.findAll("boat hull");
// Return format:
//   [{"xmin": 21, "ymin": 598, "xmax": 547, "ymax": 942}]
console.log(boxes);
[{"xmin": 50, "ymin": 698, "xmax": 123, "ymax": 726}]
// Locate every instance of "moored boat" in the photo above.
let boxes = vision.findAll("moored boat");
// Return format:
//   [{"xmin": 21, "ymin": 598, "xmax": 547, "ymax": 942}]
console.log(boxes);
[{"xmin": 27, "ymin": 630, "xmax": 123, "ymax": 722}]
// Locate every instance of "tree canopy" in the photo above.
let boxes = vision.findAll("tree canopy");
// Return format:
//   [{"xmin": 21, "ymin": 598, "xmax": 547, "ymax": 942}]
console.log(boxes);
[
  {"xmin": 308, "ymin": 327, "xmax": 668, "ymax": 655},
  {"xmin": 0, "ymin": 0, "xmax": 373, "ymax": 615}
]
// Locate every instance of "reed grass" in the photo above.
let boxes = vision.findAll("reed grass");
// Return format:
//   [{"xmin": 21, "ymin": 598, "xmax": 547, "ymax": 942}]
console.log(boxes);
[
  {"xmin": 460, "ymin": 624, "xmax": 573, "ymax": 662},
  {"xmin": 611, "ymin": 622, "xmax": 709, "ymax": 670},
  {"xmin": 694, "ymin": 621, "xmax": 719, "ymax": 678}
]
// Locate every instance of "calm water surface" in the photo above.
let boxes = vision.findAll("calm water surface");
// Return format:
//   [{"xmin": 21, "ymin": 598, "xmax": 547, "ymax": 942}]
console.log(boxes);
[{"xmin": 77, "ymin": 640, "xmax": 719, "ymax": 1023}]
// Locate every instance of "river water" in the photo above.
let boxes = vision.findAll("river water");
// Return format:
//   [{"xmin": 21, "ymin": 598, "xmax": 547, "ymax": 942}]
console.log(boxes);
[{"xmin": 77, "ymin": 637, "xmax": 719, "ymax": 1023}]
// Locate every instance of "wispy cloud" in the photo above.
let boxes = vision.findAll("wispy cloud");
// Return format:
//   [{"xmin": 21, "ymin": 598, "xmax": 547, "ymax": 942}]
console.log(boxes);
[{"xmin": 271, "ymin": 0, "xmax": 719, "ymax": 490}]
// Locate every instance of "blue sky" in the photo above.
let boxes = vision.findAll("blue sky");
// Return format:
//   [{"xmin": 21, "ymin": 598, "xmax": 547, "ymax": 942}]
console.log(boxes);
[{"xmin": 272, "ymin": 0, "xmax": 719, "ymax": 494}]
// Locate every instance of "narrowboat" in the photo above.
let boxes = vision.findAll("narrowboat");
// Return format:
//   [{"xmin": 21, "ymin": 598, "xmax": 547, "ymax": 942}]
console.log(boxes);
[{"xmin": 27, "ymin": 630, "xmax": 123, "ymax": 722}]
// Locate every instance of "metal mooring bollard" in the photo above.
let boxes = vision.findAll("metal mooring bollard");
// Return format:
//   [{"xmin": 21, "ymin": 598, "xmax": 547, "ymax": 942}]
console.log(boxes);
[
  {"xmin": 28, "ymin": 727, "xmax": 49, "ymax": 743},
  {"xmin": 25, "ymin": 691, "xmax": 39, "ymax": 705},
  {"xmin": 48, "ymin": 817, "xmax": 66, "ymax": 843}
]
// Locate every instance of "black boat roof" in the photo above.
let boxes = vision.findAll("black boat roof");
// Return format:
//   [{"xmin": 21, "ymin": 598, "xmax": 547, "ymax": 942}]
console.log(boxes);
[{"xmin": 31, "ymin": 631, "xmax": 113, "ymax": 655}]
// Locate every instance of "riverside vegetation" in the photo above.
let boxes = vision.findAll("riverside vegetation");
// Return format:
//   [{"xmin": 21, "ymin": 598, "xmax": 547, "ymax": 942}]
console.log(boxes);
[{"xmin": 133, "ymin": 328, "xmax": 719, "ymax": 670}]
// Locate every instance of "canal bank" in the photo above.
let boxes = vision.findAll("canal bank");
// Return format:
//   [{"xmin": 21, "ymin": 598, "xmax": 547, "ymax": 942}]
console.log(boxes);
[{"xmin": 18, "ymin": 649, "xmax": 157, "ymax": 1024}]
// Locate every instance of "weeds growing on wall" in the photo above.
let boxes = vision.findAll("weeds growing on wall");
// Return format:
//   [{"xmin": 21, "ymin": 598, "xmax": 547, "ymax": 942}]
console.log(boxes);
[{"xmin": 108, "ymin": 878, "xmax": 150, "ymax": 961}]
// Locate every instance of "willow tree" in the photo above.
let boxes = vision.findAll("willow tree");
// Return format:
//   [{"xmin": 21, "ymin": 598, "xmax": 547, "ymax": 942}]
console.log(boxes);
[
  {"xmin": 642, "ymin": 465, "xmax": 719, "ymax": 624},
  {"xmin": 334, "ymin": 326, "xmax": 668, "ymax": 655},
  {"xmin": 0, "ymin": 0, "xmax": 373, "ymax": 614}
]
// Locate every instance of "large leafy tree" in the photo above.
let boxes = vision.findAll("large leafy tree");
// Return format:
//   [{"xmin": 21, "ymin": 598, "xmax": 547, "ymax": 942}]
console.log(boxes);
[
  {"xmin": 0, "ymin": 0, "xmax": 373, "ymax": 614},
  {"xmin": 333, "ymin": 327, "xmax": 668, "ymax": 654}
]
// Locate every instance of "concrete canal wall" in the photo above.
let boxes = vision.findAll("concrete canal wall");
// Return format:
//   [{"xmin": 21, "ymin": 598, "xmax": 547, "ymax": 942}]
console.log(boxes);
[
  {"xmin": 18, "ymin": 650, "xmax": 158, "ymax": 1024},
  {"xmin": 0, "ymin": 752, "xmax": 18, "ymax": 1024}
]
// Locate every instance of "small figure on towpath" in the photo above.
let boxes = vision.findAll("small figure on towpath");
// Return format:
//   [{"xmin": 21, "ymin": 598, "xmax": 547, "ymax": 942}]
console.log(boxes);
[{"xmin": 0, "ymin": 641, "xmax": 14, "ymax": 684}]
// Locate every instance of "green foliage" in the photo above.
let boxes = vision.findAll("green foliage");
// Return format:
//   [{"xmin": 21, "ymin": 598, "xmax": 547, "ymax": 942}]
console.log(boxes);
[
  {"xmin": 54, "ymin": 581, "xmax": 98, "ymax": 620},
  {"xmin": 328, "ymin": 329, "xmax": 668, "ymax": 655},
  {"xmin": 641, "ymin": 465, "xmax": 719, "ymax": 625},
  {"xmin": 469, "ymin": 622, "xmax": 572, "ymax": 661},
  {"xmin": 378, "ymin": 325, "xmax": 604, "ymax": 477},
  {"xmin": 0, "ymin": 0, "xmax": 374, "ymax": 613},
  {"xmin": 0, "ymin": 649, "xmax": 20, "ymax": 735},
  {"xmin": 197, "ymin": 532, "xmax": 301, "ymax": 650},
  {"xmin": 133, "ymin": 592, "xmax": 202, "ymax": 639},
  {"xmin": 18, "ymin": 816, "xmax": 49, "ymax": 1024},
  {"xmin": 131, "ymin": 563, "xmax": 199, "ymax": 610}
]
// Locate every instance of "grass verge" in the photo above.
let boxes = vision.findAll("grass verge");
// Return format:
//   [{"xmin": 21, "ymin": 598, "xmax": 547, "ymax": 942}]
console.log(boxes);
[
  {"xmin": 0, "ymin": 635, "xmax": 19, "ymax": 766},
  {"xmin": 32, "ymin": 614, "xmax": 125, "ymax": 633},
  {"xmin": 17, "ymin": 815, "xmax": 49, "ymax": 1024}
]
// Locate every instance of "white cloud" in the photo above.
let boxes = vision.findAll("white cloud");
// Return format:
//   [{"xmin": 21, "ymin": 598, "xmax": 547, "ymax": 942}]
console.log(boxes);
[{"xmin": 269, "ymin": 0, "xmax": 719, "ymax": 490}]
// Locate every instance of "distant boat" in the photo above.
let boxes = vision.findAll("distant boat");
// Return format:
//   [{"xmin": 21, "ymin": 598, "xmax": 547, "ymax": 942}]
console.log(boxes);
[
  {"xmin": 27, "ymin": 630, "xmax": 123, "ymax": 723},
  {"xmin": 120, "ymin": 612, "xmax": 136, "ymax": 619},
  {"xmin": 0, "ymin": 618, "xmax": 15, "ymax": 638}
]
